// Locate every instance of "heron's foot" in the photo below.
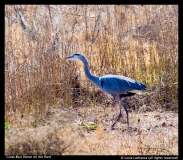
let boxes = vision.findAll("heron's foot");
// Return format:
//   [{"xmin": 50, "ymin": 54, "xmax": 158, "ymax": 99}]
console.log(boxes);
[
  {"xmin": 111, "ymin": 113, "xmax": 122, "ymax": 129},
  {"xmin": 111, "ymin": 127, "xmax": 114, "ymax": 130},
  {"xmin": 111, "ymin": 122, "xmax": 117, "ymax": 130},
  {"xmin": 111, "ymin": 127, "xmax": 117, "ymax": 130}
]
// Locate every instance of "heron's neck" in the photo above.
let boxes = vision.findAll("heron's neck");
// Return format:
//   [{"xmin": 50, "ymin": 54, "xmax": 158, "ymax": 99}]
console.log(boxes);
[{"xmin": 80, "ymin": 57, "xmax": 100, "ymax": 87}]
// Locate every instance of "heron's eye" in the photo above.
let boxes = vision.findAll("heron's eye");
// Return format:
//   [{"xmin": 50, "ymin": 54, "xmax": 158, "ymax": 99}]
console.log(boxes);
[{"xmin": 73, "ymin": 53, "xmax": 80, "ymax": 57}]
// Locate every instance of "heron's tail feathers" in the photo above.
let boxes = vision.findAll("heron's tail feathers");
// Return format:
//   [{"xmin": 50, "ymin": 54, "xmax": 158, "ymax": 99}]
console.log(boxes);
[{"xmin": 135, "ymin": 82, "xmax": 146, "ymax": 90}]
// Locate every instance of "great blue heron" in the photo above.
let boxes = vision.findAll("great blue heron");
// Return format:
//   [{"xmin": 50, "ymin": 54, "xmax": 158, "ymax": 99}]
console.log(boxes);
[{"xmin": 63, "ymin": 53, "xmax": 146, "ymax": 129}]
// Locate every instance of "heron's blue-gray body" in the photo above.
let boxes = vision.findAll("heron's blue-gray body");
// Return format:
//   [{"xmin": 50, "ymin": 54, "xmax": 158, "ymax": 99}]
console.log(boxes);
[
  {"xmin": 99, "ymin": 75, "xmax": 146, "ymax": 96},
  {"xmin": 63, "ymin": 53, "xmax": 146, "ymax": 129}
]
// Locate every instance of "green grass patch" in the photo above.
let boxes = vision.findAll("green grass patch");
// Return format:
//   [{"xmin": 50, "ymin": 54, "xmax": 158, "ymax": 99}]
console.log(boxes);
[{"xmin": 5, "ymin": 118, "xmax": 10, "ymax": 129}]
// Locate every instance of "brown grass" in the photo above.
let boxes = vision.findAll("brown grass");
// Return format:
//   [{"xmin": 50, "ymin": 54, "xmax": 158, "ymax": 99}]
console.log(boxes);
[
  {"xmin": 5, "ymin": 104, "xmax": 178, "ymax": 155},
  {"xmin": 5, "ymin": 5, "xmax": 178, "ymax": 155}
]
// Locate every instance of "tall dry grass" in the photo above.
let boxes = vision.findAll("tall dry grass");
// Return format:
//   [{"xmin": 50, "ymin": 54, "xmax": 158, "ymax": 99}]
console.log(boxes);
[
  {"xmin": 5, "ymin": 5, "xmax": 178, "ymax": 155},
  {"xmin": 5, "ymin": 5, "xmax": 178, "ymax": 118}
]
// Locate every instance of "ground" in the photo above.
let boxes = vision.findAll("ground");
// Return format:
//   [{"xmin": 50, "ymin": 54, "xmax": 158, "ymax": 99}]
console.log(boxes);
[{"xmin": 5, "ymin": 104, "xmax": 178, "ymax": 155}]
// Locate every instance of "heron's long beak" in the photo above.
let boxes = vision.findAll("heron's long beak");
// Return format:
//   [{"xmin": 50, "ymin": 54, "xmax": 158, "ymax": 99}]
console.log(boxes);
[{"xmin": 62, "ymin": 57, "xmax": 68, "ymax": 60}]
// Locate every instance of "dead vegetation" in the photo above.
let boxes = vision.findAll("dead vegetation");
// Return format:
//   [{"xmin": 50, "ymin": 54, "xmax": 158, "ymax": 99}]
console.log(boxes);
[
  {"xmin": 5, "ymin": 5, "xmax": 178, "ymax": 155},
  {"xmin": 5, "ymin": 106, "xmax": 178, "ymax": 155}
]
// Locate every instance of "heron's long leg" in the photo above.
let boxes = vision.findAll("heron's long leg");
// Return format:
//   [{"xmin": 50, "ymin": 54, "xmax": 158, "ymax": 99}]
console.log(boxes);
[
  {"xmin": 111, "ymin": 95, "xmax": 129, "ymax": 129},
  {"xmin": 111, "ymin": 95, "xmax": 122, "ymax": 129},
  {"xmin": 121, "ymin": 101, "xmax": 129, "ymax": 126},
  {"xmin": 111, "ymin": 107, "xmax": 122, "ymax": 128}
]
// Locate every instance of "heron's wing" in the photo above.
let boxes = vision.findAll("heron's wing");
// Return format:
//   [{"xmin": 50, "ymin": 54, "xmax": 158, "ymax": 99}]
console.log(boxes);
[{"xmin": 99, "ymin": 75, "xmax": 146, "ymax": 96}]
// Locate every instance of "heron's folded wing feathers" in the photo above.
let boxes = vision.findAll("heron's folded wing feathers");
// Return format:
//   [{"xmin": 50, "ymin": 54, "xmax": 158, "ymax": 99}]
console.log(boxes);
[{"xmin": 100, "ymin": 75, "xmax": 146, "ymax": 95}]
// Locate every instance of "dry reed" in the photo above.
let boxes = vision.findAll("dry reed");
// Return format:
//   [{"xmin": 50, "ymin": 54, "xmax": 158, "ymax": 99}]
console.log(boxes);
[{"xmin": 5, "ymin": 5, "xmax": 178, "ymax": 155}]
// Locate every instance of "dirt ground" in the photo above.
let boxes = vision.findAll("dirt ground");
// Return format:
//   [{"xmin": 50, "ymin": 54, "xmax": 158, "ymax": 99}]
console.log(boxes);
[{"xmin": 5, "ymin": 104, "xmax": 178, "ymax": 155}]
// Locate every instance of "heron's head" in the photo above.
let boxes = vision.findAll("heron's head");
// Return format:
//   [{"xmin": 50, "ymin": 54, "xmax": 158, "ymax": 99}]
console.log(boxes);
[{"xmin": 63, "ymin": 53, "xmax": 85, "ymax": 61}]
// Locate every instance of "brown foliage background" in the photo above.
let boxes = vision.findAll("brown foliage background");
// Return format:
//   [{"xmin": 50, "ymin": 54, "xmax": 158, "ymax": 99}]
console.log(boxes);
[
  {"xmin": 5, "ymin": 5, "xmax": 178, "ymax": 115},
  {"xmin": 5, "ymin": 5, "xmax": 178, "ymax": 155}
]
